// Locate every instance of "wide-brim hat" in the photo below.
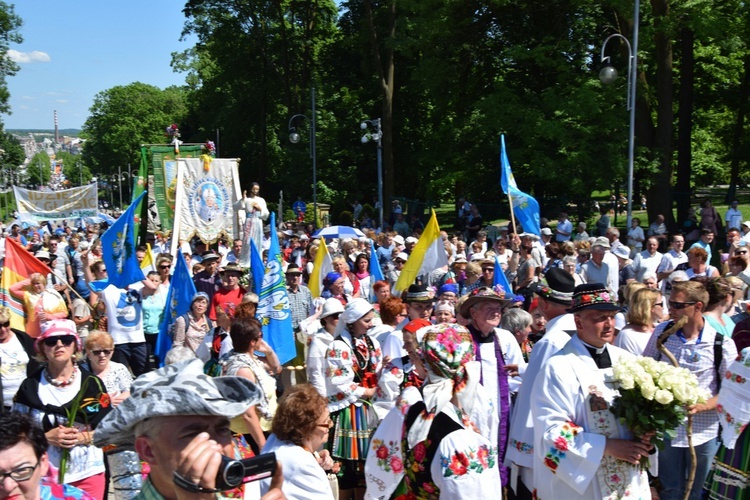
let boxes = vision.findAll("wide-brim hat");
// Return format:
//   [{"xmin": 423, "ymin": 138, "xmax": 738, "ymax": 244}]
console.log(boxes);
[
  {"xmin": 321, "ymin": 298, "xmax": 346, "ymax": 319},
  {"xmin": 285, "ymin": 264, "xmax": 303, "ymax": 276},
  {"xmin": 459, "ymin": 286, "xmax": 514, "ymax": 318},
  {"xmin": 220, "ymin": 262, "xmax": 243, "ymax": 275},
  {"xmin": 201, "ymin": 252, "xmax": 220, "ymax": 263},
  {"xmin": 94, "ymin": 359, "xmax": 262, "ymax": 447},
  {"xmin": 35, "ymin": 250, "xmax": 51, "ymax": 261},
  {"xmin": 403, "ymin": 283, "xmax": 436, "ymax": 304},
  {"xmin": 393, "ymin": 235, "xmax": 405, "ymax": 246},
  {"xmin": 592, "ymin": 236, "xmax": 611, "ymax": 249},
  {"xmin": 612, "ymin": 245, "xmax": 630, "ymax": 260},
  {"xmin": 34, "ymin": 319, "xmax": 81, "ymax": 354},
  {"xmin": 518, "ymin": 232, "xmax": 540, "ymax": 241},
  {"xmin": 565, "ymin": 283, "xmax": 620, "ymax": 313},
  {"xmin": 529, "ymin": 268, "xmax": 575, "ymax": 305}
]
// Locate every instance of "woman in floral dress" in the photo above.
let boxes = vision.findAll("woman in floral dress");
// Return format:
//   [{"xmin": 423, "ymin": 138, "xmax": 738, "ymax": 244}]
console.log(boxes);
[
  {"xmin": 324, "ymin": 298, "xmax": 382, "ymax": 499},
  {"xmin": 364, "ymin": 323, "xmax": 502, "ymax": 499}
]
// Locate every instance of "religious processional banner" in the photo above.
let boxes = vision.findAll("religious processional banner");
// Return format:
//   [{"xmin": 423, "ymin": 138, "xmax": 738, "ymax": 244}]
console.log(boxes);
[
  {"xmin": 172, "ymin": 157, "xmax": 241, "ymax": 249},
  {"xmin": 149, "ymin": 145, "xmax": 202, "ymax": 232},
  {"xmin": 13, "ymin": 183, "xmax": 98, "ymax": 222}
]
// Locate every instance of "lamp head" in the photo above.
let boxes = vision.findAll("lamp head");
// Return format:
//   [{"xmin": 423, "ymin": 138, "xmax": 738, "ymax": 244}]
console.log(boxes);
[
  {"xmin": 289, "ymin": 131, "xmax": 301, "ymax": 144},
  {"xmin": 361, "ymin": 135, "xmax": 369, "ymax": 144},
  {"xmin": 599, "ymin": 64, "xmax": 618, "ymax": 84},
  {"xmin": 360, "ymin": 122, "xmax": 368, "ymax": 130}
]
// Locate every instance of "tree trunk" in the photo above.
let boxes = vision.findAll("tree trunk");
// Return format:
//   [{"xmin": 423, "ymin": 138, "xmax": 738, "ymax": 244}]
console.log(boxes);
[
  {"xmin": 726, "ymin": 55, "xmax": 750, "ymax": 202},
  {"xmin": 364, "ymin": 0, "xmax": 396, "ymax": 212},
  {"xmin": 648, "ymin": 0, "xmax": 675, "ymax": 229},
  {"xmin": 675, "ymin": 27, "xmax": 694, "ymax": 225}
]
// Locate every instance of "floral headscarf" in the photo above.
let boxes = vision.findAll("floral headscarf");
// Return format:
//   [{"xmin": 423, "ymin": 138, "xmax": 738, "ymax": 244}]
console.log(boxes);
[{"xmin": 407, "ymin": 323, "xmax": 480, "ymax": 448}]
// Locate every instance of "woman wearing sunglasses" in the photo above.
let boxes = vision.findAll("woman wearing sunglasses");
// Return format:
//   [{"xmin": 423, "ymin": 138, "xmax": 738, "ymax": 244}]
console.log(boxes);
[
  {"xmin": 80, "ymin": 331, "xmax": 132, "ymax": 408},
  {"xmin": 11, "ymin": 319, "xmax": 111, "ymax": 499}
]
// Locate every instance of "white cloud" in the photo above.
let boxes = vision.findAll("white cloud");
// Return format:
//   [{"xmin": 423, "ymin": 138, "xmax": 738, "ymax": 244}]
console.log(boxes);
[
  {"xmin": 7, "ymin": 49, "xmax": 51, "ymax": 64},
  {"xmin": 55, "ymin": 99, "xmax": 68, "ymax": 104}
]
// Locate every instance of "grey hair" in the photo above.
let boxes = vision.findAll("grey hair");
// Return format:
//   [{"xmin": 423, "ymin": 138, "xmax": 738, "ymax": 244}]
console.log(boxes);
[
  {"xmin": 242, "ymin": 292, "xmax": 259, "ymax": 304},
  {"xmin": 607, "ymin": 227, "xmax": 620, "ymax": 237},
  {"xmin": 562, "ymin": 255, "xmax": 577, "ymax": 266},
  {"xmin": 501, "ymin": 308, "xmax": 533, "ymax": 334},
  {"xmin": 642, "ymin": 271, "xmax": 657, "ymax": 283},
  {"xmin": 165, "ymin": 346, "xmax": 196, "ymax": 366}
]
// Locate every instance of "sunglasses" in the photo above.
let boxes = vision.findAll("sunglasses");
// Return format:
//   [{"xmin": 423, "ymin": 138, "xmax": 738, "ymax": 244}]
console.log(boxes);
[
  {"xmin": 159, "ymin": 265, "xmax": 171, "ymax": 270},
  {"xmin": 90, "ymin": 349, "xmax": 113, "ymax": 356},
  {"xmin": 0, "ymin": 321, "xmax": 10, "ymax": 328},
  {"xmin": 736, "ymin": 250, "xmax": 748, "ymax": 255},
  {"xmin": 668, "ymin": 301, "xmax": 697, "ymax": 310},
  {"xmin": 42, "ymin": 335, "xmax": 76, "ymax": 347}
]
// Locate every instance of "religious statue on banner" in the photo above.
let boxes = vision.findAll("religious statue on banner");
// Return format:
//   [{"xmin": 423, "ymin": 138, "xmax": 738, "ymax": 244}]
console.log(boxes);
[{"xmin": 234, "ymin": 182, "xmax": 269, "ymax": 266}]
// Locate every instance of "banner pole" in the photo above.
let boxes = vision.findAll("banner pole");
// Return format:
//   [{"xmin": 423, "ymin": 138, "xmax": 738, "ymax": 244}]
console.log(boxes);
[{"xmin": 507, "ymin": 192, "xmax": 518, "ymax": 233}]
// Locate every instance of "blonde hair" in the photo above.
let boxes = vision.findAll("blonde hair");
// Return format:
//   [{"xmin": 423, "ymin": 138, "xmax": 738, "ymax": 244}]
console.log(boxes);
[
  {"xmin": 30, "ymin": 273, "xmax": 47, "ymax": 286},
  {"xmin": 626, "ymin": 289, "xmax": 662, "ymax": 328},
  {"xmin": 85, "ymin": 330, "xmax": 114, "ymax": 351}
]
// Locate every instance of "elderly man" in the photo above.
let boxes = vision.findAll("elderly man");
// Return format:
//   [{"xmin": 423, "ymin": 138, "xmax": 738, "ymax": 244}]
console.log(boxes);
[
  {"xmin": 656, "ymin": 234, "xmax": 687, "ymax": 283},
  {"xmin": 647, "ymin": 214, "xmax": 669, "ymax": 250},
  {"xmin": 460, "ymin": 287, "xmax": 526, "ymax": 488},
  {"xmin": 631, "ymin": 236, "xmax": 663, "ymax": 283},
  {"xmin": 531, "ymin": 284, "xmax": 653, "ymax": 499},
  {"xmin": 94, "ymin": 359, "xmax": 284, "ymax": 500},
  {"xmin": 580, "ymin": 238, "xmax": 619, "ymax": 299},
  {"xmin": 506, "ymin": 268, "xmax": 576, "ymax": 499},
  {"xmin": 193, "ymin": 252, "xmax": 221, "ymax": 303},
  {"xmin": 643, "ymin": 281, "xmax": 737, "ymax": 500}
]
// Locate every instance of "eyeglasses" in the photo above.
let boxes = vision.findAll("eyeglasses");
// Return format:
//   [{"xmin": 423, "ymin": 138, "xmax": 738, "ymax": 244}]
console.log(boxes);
[
  {"xmin": 99, "ymin": 268, "xmax": 108, "ymax": 273},
  {"xmin": 669, "ymin": 301, "xmax": 697, "ymax": 310},
  {"xmin": 316, "ymin": 418, "xmax": 333, "ymax": 430},
  {"xmin": 0, "ymin": 461, "xmax": 39, "ymax": 482},
  {"xmin": 0, "ymin": 321, "xmax": 10, "ymax": 328},
  {"xmin": 90, "ymin": 349, "xmax": 113, "ymax": 356},
  {"xmin": 42, "ymin": 335, "xmax": 76, "ymax": 348},
  {"xmin": 482, "ymin": 268, "xmax": 494, "ymax": 273}
]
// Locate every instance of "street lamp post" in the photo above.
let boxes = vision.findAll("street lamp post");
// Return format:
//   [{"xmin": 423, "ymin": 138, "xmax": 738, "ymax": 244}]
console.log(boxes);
[
  {"xmin": 288, "ymin": 87, "xmax": 317, "ymax": 228},
  {"xmin": 599, "ymin": 0, "xmax": 640, "ymax": 231},
  {"xmin": 360, "ymin": 118, "xmax": 383, "ymax": 230}
]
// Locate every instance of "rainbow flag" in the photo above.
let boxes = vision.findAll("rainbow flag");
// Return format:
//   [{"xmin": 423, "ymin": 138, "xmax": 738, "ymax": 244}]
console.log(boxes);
[{"xmin": 0, "ymin": 238, "xmax": 52, "ymax": 331}]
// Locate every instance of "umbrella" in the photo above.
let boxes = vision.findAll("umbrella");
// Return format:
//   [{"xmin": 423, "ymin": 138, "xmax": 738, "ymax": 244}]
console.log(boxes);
[{"xmin": 313, "ymin": 225, "xmax": 366, "ymax": 239}]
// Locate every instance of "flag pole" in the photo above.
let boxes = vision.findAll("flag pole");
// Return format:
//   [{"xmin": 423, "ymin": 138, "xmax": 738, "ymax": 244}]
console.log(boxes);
[{"xmin": 507, "ymin": 193, "xmax": 518, "ymax": 233}]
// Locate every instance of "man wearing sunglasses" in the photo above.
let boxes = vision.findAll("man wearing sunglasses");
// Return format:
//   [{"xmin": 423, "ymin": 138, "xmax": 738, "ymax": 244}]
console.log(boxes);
[{"xmin": 643, "ymin": 280, "xmax": 738, "ymax": 500}]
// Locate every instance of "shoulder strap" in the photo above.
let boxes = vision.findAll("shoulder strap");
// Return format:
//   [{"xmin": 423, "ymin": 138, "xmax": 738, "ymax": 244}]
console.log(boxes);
[{"xmin": 714, "ymin": 333, "xmax": 724, "ymax": 392}]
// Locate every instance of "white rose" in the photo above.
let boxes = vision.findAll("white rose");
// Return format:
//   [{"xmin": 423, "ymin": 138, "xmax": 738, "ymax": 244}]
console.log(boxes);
[
  {"xmin": 641, "ymin": 381, "xmax": 657, "ymax": 400},
  {"xmin": 619, "ymin": 374, "xmax": 636, "ymax": 390},
  {"xmin": 654, "ymin": 389, "xmax": 674, "ymax": 405},
  {"xmin": 672, "ymin": 382, "xmax": 693, "ymax": 404},
  {"xmin": 636, "ymin": 373, "xmax": 654, "ymax": 388}
]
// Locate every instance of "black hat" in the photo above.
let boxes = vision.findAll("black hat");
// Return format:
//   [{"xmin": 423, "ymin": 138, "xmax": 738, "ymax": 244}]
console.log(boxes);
[
  {"xmin": 565, "ymin": 283, "xmax": 620, "ymax": 313},
  {"xmin": 402, "ymin": 283, "xmax": 436, "ymax": 304},
  {"xmin": 529, "ymin": 268, "xmax": 575, "ymax": 305}
]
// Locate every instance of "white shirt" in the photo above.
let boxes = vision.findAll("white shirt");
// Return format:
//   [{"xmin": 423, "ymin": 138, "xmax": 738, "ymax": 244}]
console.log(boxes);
[
  {"xmin": 100, "ymin": 285, "xmax": 145, "ymax": 344},
  {"xmin": 631, "ymin": 249, "xmax": 663, "ymax": 282},
  {"xmin": 725, "ymin": 207, "xmax": 743, "ymax": 230},
  {"xmin": 259, "ymin": 434, "xmax": 334, "ymax": 500},
  {"xmin": 0, "ymin": 335, "xmax": 29, "ymax": 407}
]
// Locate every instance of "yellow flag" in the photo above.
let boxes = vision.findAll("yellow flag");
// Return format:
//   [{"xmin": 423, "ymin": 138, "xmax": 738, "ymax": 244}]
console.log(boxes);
[
  {"xmin": 309, "ymin": 238, "xmax": 333, "ymax": 298},
  {"xmin": 395, "ymin": 209, "xmax": 448, "ymax": 293},
  {"xmin": 140, "ymin": 242, "xmax": 155, "ymax": 273}
]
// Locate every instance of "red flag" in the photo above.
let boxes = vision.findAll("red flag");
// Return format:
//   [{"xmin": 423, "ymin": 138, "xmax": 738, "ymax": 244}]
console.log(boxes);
[{"xmin": 0, "ymin": 237, "xmax": 52, "ymax": 331}]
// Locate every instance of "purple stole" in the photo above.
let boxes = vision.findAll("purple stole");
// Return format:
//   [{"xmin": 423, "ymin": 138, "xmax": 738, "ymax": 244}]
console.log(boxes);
[{"xmin": 469, "ymin": 325, "xmax": 510, "ymax": 486}]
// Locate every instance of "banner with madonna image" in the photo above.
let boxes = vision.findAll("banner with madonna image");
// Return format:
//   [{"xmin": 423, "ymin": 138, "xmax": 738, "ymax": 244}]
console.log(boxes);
[{"xmin": 171, "ymin": 157, "xmax": 242, "ymax": 250}]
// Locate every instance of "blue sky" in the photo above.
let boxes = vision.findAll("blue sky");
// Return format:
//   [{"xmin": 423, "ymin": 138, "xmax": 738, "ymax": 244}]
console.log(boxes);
[{"xmin": 4, "ymin": 1, "xmax": 195, "ymax": 130}]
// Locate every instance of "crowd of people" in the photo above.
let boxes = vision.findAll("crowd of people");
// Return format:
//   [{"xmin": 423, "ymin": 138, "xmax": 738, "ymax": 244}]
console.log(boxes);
[{"xmin": 0, "ymin": 193, "xmax": 749, "ymax": 500}]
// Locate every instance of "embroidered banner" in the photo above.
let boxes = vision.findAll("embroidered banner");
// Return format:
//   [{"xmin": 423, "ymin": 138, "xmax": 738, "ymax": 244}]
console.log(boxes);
[
  {"xmin": 149, "ymin": 145, "xmax": 201, "ymax": 232},
  {"xmin": 14, "ymin": 183, "xmax": 98, "ymax": 222},
  {"xmin": 172, "ymin": 157, "xmax": 241, "ymax": 248}
]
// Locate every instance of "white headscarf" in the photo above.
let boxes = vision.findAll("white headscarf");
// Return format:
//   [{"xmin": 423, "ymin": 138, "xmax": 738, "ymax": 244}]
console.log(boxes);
[{"xmin": 333, "ymin": 298, "xmax": 373, "ymax": 339}]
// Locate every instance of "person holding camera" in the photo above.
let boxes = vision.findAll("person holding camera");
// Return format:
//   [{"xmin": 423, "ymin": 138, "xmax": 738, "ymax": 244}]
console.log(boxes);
[{"xmin": 94, "ymin": 358, "xmax": 284, "ymax": 500}]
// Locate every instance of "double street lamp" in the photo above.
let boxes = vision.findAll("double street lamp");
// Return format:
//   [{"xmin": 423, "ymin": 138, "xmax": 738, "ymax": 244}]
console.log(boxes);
[
  {"xmin": 360, "ymin": 118, "xmax": 383, "ymax": 229},
  {"xmin": 599, "ymin": 0, "xmax": 640, "ymax": 231},
  {"xmin": 288, "ymin": 87, "xmax": 317, "ymax": 227}
]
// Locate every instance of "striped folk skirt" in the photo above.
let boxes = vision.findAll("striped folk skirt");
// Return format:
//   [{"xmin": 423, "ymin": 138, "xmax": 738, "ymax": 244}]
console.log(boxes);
[
  {"xmin": 706, "ymin": 426, "xmax": 750, "ymax": 500},
  {"xmin": 330, "ymin": 403, "xmax": 376, "ymax": 461}
]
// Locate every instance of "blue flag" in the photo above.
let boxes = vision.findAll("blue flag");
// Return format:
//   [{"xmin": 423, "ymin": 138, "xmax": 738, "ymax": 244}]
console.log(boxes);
[
  {"xmin": 154, "ymin": 252, "xmax": 196, "ymax": 366},
  {"xmin": 100, "ymin": 191, "xmax": 147, "ymax": 288},
  {"xmin": 249, "ymin": 239, "xmax": 265, "ymax": 296},
  {"xmin": 256, "ymin": 213, "xmax": 296, "ymax": 365},
  {"xmin": 493, "ymin": 256, "xmax": 514, "ymax": 297},
  {"xmin": 500, "ymin": 135, "xmax": 541, "ymax": 235},
  {"xmin": 369, "ymin": 239, "xmax": 385, "ymax": 302}
]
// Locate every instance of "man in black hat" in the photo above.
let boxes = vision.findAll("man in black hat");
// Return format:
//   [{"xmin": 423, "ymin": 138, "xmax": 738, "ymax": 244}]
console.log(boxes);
[
  {"xmin": 531, "ymin": 284, "xmax": 652, "ymax": 500},
  {"xmin": 506, "ymin": 268, "xmax": 577, "ymax": 499},
  {"xmin": 193, "ymin": 251, "xmax": 221, "ymax": 303}
]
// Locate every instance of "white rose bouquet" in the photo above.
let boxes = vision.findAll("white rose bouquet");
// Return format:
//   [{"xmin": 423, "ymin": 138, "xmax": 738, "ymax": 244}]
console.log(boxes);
[{"xmin": 610, "ymin": 356, "xmax": 710, "ymax": 450}]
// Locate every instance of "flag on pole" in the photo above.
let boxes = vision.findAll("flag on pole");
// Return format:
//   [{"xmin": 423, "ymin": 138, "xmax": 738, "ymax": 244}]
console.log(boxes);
[
  {"xmin": 101, "ymin": 191, "xmax": 147, "ymax": 289},
  {"xmin": 308, "ymin": 237, "xmax": 333, "ymax": 298},
  {"xmin": 140, "ymin": 243, "xmax": 156, "ymax": 274},
  {"xmin": 256, "ymin": 212, "xmax": 296, "ymax": 365},
  {"xmin": 500, "ymin": 134, "xmax": 541, "ymax": 235},
  {"xmin": 249, "ymin": 239, "xmax": 265, "ymax": 296},
  {"xmin": 132, "ymin": 149, "xmax": 149, "ymax": 244},
  {"xmin": 493, "ymin": 256, "xmax": 514, "ymax": 297},
  {"xmin": 0, "ymin": 238, "xmax": 51, "ymax": 331},
  {"xmin": 395, "ymin": 209, "xmax": 448, "ymax": 293},
  {"xmin": 369, "ymin": 240, "xmax": 385, "ymax": 300},
  {"xmin": 154, "ymin": 252, "xmax": 196, "ymax": 366}
]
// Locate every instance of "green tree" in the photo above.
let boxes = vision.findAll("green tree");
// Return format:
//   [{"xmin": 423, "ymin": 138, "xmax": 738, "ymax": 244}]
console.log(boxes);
[
  {"xmin": 80, "ymin": 83, "xmax": 188, "ymax": 175},
  {"xmin": 26, "ymin": 152, "xmax": 51, "ymax": 188},
  {"xmin": 0, "ymin": 132, "xmax": 23, "ymax": 220},
  {"xmin": 57, "ymin": 151, "xmax": 92, "ymax": 187},
  {"xmin": 0, "ymin": 2, "xmax": 22, "ymax": 118}
]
